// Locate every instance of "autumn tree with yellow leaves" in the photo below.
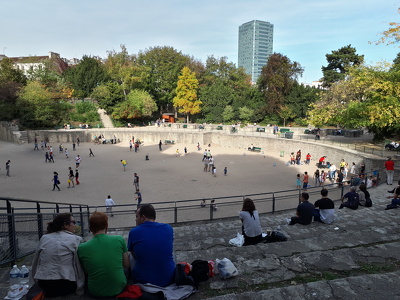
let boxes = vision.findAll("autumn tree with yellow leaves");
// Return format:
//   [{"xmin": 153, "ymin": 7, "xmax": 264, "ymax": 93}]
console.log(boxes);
[{"xmin": 173, "ymin": 67, "xmax": 201, "ymax": 123}]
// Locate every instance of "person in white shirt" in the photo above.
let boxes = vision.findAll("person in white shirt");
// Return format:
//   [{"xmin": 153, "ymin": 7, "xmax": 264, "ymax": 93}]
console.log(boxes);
[
  {"xmin": 105, "ymin": 195, "xmax": 116, "ymax": 217},
  {"xmin": 239, "ymin": 198, "xmax": 263, "ymax": 245},
  {"xmin": 314, "ymin": 189, "xmax": 335, "ymax": 224}
]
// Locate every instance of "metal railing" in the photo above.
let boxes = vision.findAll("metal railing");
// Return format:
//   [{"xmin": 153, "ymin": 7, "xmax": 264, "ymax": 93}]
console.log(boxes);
[
  {"xmin": 0, "ymin": 169, "xmax": 384, "ymax": 266},
  {"xmin": 0, "ymin": 198, "xmax": 89, "ymax": 266}
]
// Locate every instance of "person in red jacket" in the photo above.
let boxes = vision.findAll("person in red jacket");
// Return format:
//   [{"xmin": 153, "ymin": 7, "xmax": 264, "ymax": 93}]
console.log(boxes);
[{"xmin": 385, "ymin": 157, "xmax": 395, "ymax": 185}]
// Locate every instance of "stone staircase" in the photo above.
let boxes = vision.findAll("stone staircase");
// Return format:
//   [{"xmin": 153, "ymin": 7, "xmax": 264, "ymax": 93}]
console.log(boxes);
[{"xmin": 1, "ymin": 184, "xmax": 400, "ymax": 299}]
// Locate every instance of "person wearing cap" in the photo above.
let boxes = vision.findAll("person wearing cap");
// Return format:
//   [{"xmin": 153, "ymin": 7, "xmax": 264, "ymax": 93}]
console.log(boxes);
[{"xmin": 385, "ymin": 157, "xmax": 395, "ymax": 185}]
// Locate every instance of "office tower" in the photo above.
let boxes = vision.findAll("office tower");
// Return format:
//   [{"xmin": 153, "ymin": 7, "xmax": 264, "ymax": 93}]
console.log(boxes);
[{"xmin": 238, "ymin": 20, "xmax": 274, "ymax": 84}]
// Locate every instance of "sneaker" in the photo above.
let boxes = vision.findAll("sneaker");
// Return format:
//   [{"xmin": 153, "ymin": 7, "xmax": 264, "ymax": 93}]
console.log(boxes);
[{"xmin": 285, "ymin": 218, "xmax": 291, "ymax": 225}]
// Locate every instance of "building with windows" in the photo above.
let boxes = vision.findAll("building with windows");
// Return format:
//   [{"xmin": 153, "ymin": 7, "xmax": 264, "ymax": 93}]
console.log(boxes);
[
  {"xmin": 238, "ymin": 20, "xmax": 274, "ymax": 84},
  {"xmin": 10, "ymin": 52, "xmax": 69, "ymax": 76}
]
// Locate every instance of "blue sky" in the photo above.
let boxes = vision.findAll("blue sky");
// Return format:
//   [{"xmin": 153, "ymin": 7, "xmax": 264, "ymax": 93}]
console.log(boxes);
[{"xmin": 1, "ymin": 0, "xmax": 399, "ymax": 82}]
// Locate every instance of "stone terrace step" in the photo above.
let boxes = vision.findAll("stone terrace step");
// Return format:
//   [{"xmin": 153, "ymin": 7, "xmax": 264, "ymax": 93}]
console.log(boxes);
[{"xmin": 1, "ymin": 184, "xmax": 399, "ymax": 299}]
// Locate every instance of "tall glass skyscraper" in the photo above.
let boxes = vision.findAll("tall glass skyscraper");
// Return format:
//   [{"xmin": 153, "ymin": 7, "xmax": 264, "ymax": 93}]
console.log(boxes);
[{"xmin": 238, "ymin": 20, "xmax": 274, "ymax": 84}]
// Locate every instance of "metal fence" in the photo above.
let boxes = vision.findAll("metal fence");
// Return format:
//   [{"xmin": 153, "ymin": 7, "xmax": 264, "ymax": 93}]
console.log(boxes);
[
  {"xmin": 0, "ymin": 169, "xmax": 385, "ymax": 266},
  {"xmin": 0, "ymin": 198, "xmax": 89, "ymax": 266}
]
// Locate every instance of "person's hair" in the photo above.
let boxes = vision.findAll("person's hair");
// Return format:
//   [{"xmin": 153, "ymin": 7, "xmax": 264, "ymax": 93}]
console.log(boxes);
[
  {"xmin": 138, "ymin": 204, "xmax": 156, "ymax": 220},
  {"xmin": 359, "ymin": 183, "xmax": 367, "ymax": 193},
  {"xmin": 242, "ymin": 198, "xmax": 256, "ymax": 213},
  {"xmin": 321, "ymin": 189, "xmax": 328, "ymax": 197},
  {"xmin": 47, "ymin": 213, "xmax": 72, "ymax": 233},
  {"xmin": 107, "ymin": 195, "xmax": 111, "ymax": 198},
  {"xmin": 350, "ymin": 186, "xmax": 357, "ymax": 192},
  {"xmin": 89, "ymin": 211, "xmax": 108, "ymax": 233},
  {"xmin": 301, "ymin": 192, "xmax": 309, "ymax": 201},
  {"xmin": 297, "ymin": 174, "xmax": 300, "ymax": 178},
  {"xmin": 305, "ymin": 172, "xmax": 308, "ymax": 175}
]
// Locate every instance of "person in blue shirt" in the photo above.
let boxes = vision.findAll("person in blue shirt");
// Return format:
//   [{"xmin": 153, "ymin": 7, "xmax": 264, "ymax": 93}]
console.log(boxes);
[
  {"xmin": 127, "ymin": 204, "xmax": 175, "ymax": 287},
  {"xmin": 339, "ymin": 186, "xmax": 359, "ymax": 210}
]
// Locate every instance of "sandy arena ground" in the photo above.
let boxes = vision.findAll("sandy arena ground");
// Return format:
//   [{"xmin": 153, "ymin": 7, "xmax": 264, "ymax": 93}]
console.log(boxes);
[
  {"xmin": 0, "ymin": 140, "xmax": 325, "ymax": 226},
  {"xmin": 0, "ymin": 140, "xmax": 323, "ymax": 202}
]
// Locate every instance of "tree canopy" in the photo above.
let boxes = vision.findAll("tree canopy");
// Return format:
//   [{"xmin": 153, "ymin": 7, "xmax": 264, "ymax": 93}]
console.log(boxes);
[
  {"xmin": 173, "ymin": 67, "xmax": 201, "ymax": 123},
  {"xmin": 258, "ymin": 53, "xmax": 303, "ymax": 115},
  {"xmin": 63, "ymin": 56, "xmax": 109, "ymax": 98},
  {"xmin": 321, "ymin": 45, "xmax": 364, "ymax": 87}
]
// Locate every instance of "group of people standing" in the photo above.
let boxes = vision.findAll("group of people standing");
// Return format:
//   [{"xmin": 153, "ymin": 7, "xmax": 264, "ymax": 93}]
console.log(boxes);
[{"xmin": 202, "ymin": 149, "xmax": 217, "ymax": 176}]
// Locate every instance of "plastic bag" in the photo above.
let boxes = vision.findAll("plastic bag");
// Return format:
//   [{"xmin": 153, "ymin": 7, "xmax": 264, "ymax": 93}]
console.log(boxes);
[
  {"xmin": 229, "ymin": 233, "xmax": 244, "ymax": 247},
  {"xmin": 215, "ymin": 258, "xmax": 238, "ymax": 279}
]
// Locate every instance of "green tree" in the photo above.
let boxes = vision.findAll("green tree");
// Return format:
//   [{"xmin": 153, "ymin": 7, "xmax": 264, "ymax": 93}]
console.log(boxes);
[
  {"xmin": 137, "ymin": 46, "xmax": 190, "ymax": 112},
  {"xmin": 238, "ymin": 106, "xmax": 254, "ymax": 123},
  {"xmin": 16, "ymin": 81, "xmax": 69, "ymax": 128},
  {"xmin": 173, "ymin": 67, "xmax": 201, "ymax": 123},
  {"xmin": 278, "ymin": 105, "xmax": 295, "ymax": 126},
  {"xmin": 321, "ymin": 45, "xmax": 364, "ymax": 87},
  {"xmin": 111, "ymin": 89, "xmax": 157, "ymax": 120},
  {"xmin": 391, "ymin": 52, "xmax": 400, "ymax": 71},
  {"xmin": 222, "ymin": 105, "xmax": 235, "ymax": 123},
  {"xmin": 63, "ymin": 56, "xmax": 109, "ymax": 98},
  {"xmin": 0, "ymin": 57, "xmax": 27, "ymax": 120},
  {"xmin": 285, "ymin": 82, "xmax": 321, "ymax": 121},
  {"xmin": 309, "ymin": 64, "xmax": 400, "ymax": 139},
  {"xmin": 258, "ymin": 53, "xmax": 303, "ymax": 115},
  {"xmin": 0, "ymin": 57, "xmax": 27, "ymax": 85},
  {"xmin": 198, "ymin": 82, "xmax": 237, "ymax": 123},
  {"xmin": 91, "ymin": 82, "xmax": 124, "ymax": 113},
  {"xmin": 104, "ymin": 45, "xmax": 147, "ymax": 101},
  {"xmin": 0, "ymin": 82, "xmax": 21, "ymax": 120}
]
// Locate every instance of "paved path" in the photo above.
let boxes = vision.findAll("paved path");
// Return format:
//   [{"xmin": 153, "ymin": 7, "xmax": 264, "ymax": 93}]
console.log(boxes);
[{"xmin": 97, "ymin": 108, "xmax": 114, "ymax": 128}]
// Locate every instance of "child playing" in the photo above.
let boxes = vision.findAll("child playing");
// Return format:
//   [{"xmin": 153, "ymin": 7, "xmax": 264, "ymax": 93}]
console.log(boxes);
[{"xmin": 296, "ymin": 174, "xmax": 301, "ymax": 189}]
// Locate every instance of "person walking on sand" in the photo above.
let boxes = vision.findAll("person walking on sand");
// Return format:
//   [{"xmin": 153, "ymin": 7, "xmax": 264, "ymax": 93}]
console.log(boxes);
[
  {"xmin": 75, "ymin": 155, "xmax": 81, "ymax": 168},
  {"xmin": 6, "ymin": 160, "xmax": 10, "ymax": 177},
  {"xmin": 49, "ymin": 152, "xmax": 55, "ymax": 163},
  {"xmin": 224, "ymin": 167, "xmax": 227, "ymax": 176},
  {"xmin": 65, "ymin": 148, "xmax": 69, "ymax": 159},
  {"xmin": 302, "ymin": 172, "xmax": 309, "ymax": 190},
  {"xmin": 52, "ymin": 171, "xmax": 60, "ymax": 191},
  {"xmin": 89, "ymin": 148, "xmax": 95, "ymax": 157},
  {"xmin": 68, "ymin": 167, "xmax": 75, "ymax": 188},
  {"xmin": 159, "ymin": 140, "xmax": 162, "ymax": 151},
  {"xmin": 134, "ymin": 189, "xmax": 142, "ymax": 206},
  {"xmin": 133, "ymin": 173, "xmax": 139, "ymax": 190},
  {"xmin": 121, "ymin": 160, "xmax": 127, "ymax": 171},
  {"xmin": 75, "ymin": 169, "xmax": 80, "ymax": 185},
  {"xmin": 105, "ymin": 195, "xmax": 116, "ymax": 217}
]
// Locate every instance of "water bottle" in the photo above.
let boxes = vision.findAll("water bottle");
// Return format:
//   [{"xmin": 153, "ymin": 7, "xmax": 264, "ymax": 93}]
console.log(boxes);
[
  {"xmin": 9, "ymin": 265, "xmax": 20, "ymax": 287},
  {"xmin": 20, "ymin": 265, "xmax": 29, "ymax": 285}
]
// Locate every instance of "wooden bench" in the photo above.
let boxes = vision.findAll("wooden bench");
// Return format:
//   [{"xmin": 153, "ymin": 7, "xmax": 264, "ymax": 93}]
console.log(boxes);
[
  {"xmin": 248, "ymin": 147, "xmax": 262, "ymax": 152},
  {"xmin": 164, "ymin": 140, "xmax": 175, "ymax": 145}
]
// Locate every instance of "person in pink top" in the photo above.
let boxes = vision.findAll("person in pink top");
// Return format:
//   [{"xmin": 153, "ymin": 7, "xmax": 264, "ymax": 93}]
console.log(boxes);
[{"xmin": 385, "ymin": 157, "xmax": 395, "ymax": 185}]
